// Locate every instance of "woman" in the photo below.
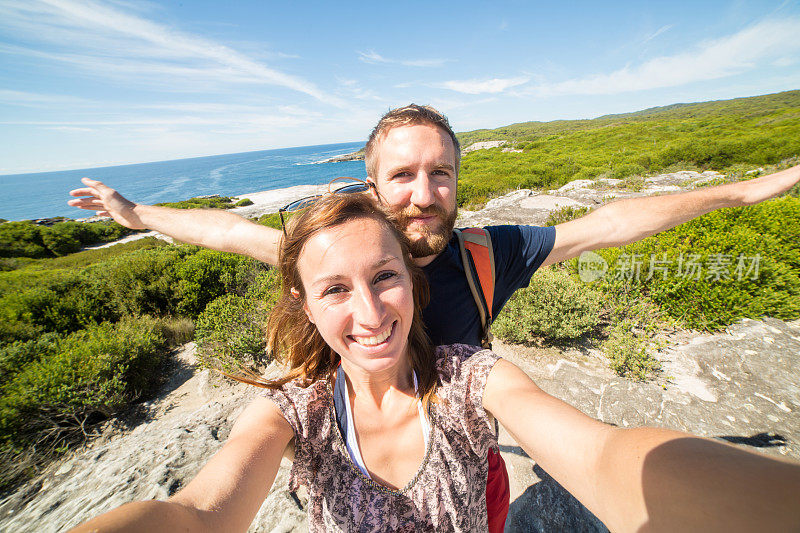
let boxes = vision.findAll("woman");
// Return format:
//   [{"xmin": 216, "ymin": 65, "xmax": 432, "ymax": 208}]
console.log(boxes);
[{"xmin": 71, "ymin": 193, "xmax": 800, "ymax": 532}]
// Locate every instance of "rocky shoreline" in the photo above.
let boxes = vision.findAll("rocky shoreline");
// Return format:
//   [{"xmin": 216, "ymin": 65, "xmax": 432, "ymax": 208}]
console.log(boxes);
[{"xmin": 313, "ymin": 147, "xmax": 365, "ymax": 163}]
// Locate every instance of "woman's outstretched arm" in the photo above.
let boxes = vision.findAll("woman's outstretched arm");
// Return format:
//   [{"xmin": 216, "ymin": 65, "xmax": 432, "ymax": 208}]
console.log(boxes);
[
  {"xmin": 68, "ymin": 397, "xmax": 294, "ymax": 533},
  {"xmin": 483, "ymin": 359, "xmax": 800, "ymax": 532}
]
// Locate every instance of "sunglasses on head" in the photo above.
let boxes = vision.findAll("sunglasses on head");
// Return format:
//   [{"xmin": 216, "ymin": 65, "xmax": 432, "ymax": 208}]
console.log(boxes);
[{"xmin": 278, "ymin": 177, "xmax": 376, "ymax": 235}]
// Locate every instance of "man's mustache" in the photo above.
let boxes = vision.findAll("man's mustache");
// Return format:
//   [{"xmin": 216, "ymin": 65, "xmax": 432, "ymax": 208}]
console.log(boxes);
[{"xmin": 395, "ymin": 204, "xmax": 449, "ymax": 221}]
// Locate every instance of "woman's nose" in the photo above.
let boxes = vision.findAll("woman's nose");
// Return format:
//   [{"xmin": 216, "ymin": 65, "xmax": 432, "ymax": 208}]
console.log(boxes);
[{"xmin": 352, "ymin": 288, "xmax": 385, "ymax": 328}]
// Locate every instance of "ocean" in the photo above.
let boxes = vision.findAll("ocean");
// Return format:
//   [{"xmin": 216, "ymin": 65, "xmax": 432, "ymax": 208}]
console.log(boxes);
[{"xmin": 0, "ymin": 141, "xmax": 366, "ymax": 221}]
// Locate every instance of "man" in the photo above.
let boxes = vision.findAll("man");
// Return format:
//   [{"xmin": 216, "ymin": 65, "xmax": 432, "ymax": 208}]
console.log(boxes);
[{"xmin": 69, "ymin": 104, "xmax": 800, "ymax": 529}]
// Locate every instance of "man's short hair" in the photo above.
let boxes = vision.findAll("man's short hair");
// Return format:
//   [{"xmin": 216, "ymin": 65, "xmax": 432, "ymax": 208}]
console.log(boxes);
[{"xmin": 364, "ymin": 104, "xmax": 461, "ymax": 178}]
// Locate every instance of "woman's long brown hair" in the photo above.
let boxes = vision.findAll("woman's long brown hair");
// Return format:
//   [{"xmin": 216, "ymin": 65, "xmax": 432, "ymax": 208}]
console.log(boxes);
[{"xmin": 229, "ymin": 193, "xmax": 438, "ymax": 405}]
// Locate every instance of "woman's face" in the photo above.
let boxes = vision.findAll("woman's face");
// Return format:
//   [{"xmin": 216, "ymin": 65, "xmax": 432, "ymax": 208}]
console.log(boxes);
[{"xmin": 296, "ymin": 217, "xmax": 414, "ymax": 377}]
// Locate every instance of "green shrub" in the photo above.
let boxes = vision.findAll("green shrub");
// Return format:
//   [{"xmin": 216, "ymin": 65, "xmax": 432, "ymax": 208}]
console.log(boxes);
[
  {"xmin": 0, "ymin": 221, "xmax": 48, "ymax": 258},
  {"xmin": 0, "ymin": 317, "xmax": 179, "ymax": 450},
  {"xmin": 494, "ymin": 267, "xmax": 603, "ymax": 342},
  {"xmin": 257, "ymin": 213, "xmax": 283, "ymax": 230},
  {"xmin": 243, "ymin": 267, "xmax": 281, "ymax": 305},
  {"xmin": 545, "ymin": 205, "xmax": 591, "ymax": 226},
  {"xmin": 0, "ymin": 333, "xmax": 60, "ymax": 387},
  {"xmin": 0, "ymin": 270, "xmax": 117, "ymax": 343},
  {"xmin": 0, "ymin": 220, "xmax": 134, "ymax": 259},
  {"xmin": 235, "ymin": 198, "xmax": 254, "ymax": 207},
  {"xmin": 578, "ymin": 197, "xmax": 800, "ymax": 330},
  {"xmin": 195, "ymin": 294, "xmax": 268, "ymax": 371},
  {"xmin": 155, "ymin": 196, "xmax": 235, "ymax": 209},
  {"xmin": 601, "ymin": 319, "xmax": 661, "ymax": 381},
  {"xmin": 175, "ymin": 249, "xmax": 264, "ymax": 316},
  {"xmin": 195, "ymin": 269, "xmax": 280, "ymax": 371}
]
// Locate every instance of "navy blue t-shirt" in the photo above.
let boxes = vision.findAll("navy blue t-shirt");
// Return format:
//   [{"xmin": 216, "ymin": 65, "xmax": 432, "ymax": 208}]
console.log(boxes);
[{"xmin": 421, "ymin": 225, "xmax": 556, "ymax": 346}]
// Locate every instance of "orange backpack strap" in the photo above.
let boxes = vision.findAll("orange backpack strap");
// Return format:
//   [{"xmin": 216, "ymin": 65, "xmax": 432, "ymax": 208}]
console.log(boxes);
[{"xmin": 455, "ymin": 228, "xmax": 496, "ymax": 348}]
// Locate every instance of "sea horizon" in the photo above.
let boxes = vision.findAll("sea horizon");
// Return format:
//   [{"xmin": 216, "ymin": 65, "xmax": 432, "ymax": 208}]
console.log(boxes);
[{"xmin": 0, "ymin": 141, "xmax": 366, "ymax": 222}]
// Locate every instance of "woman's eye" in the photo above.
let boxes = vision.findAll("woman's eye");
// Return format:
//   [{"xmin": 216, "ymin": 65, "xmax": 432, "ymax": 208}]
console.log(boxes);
[
  {"xmin": 374, "ymin": 271, "xmax": 397, "ymax": 283},
  {"xmin": 322, "ymin": 285, "xmax": 346, "ymax": 297}
]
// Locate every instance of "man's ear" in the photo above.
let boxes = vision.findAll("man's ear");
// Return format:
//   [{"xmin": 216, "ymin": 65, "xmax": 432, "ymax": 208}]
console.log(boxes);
[{"xmin": 367, "ymin": 179, "xmax": 384, "ymax": 205}]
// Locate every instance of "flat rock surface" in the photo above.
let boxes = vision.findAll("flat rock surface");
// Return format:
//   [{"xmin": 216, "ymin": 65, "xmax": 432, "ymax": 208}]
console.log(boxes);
[{"xmin": 2, "ymin": 316, "xmax": 797, "ymax": 532}]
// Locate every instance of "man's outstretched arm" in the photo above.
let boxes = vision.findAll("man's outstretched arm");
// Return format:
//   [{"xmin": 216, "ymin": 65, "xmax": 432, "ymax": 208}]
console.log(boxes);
[
  {"xmin": 542, "ymin": 164, "xmax": 800, "ymax": 267},
  {"xmin": 68, "ymin": 178, "xmax": 281, "ymax": 265}
]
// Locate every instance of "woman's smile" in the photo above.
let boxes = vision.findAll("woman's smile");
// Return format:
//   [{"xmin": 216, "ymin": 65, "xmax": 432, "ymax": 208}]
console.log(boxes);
[{"xmin": 348, "ymin": 320, "xmax": 396, "ymax": 349}]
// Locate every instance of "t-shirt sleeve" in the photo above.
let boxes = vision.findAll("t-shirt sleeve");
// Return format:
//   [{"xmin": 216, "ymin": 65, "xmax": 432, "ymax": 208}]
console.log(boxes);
[
  {"xmin": 261, "ymin": 387, "xmax": 302, "ymax": 435},
  {"xmin": 487, "ymin": 225, "xmax": 556, "ymax": 316},
  {"xmin": 261, "ymin": 386, "xmax": 313, "ymax": 490},
  {"xmin": 436, "ymin": 344, "xmax": 502, "ymax": 457}
]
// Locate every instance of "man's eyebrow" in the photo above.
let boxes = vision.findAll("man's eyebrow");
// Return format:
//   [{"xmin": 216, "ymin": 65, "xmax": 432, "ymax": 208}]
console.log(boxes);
[{"xmin": 385, "ymin": 162, "xmax": 455, "ymax": 175}]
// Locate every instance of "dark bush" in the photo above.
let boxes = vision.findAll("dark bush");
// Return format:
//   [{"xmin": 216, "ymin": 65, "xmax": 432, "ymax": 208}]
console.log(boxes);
[
  {"xmin": 0, "ymin": 222, "xmax": 48, "ymax": 258},
  {"xmin": 175, "ymin": 249, "xmax": 264, "ymax": 317},
  {"xmin": 0, "ymin": 220, "xmax": 134, "ymax": 259}
]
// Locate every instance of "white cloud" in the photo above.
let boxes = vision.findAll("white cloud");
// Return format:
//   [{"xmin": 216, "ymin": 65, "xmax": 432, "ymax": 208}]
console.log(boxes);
[
  {"xmin": 642, "ymin": 24, "xmax": 673, "ymax": 44},
  {"xmin": 0, "ymin": 89, "xmax": 91, "ymax": 107},
  {"xmin": 357, "ymin": 49, "xmax": 447, "ymax": 68},
  {"xmin": 525, "ymin": 18, "xmax": 800, "ymax": 97},
  {"xmin": 0, "ymin": 0, "xmax": 344, "ymax": 106},
  {"xmin": 437, "ymin": 77, "xmax": 530, "ymax": 94}
]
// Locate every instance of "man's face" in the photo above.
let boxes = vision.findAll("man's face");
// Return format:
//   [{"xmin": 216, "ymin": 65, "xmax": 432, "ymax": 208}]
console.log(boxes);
[{"xmin": 371, "ymin": 124, "xmax": 458, "ymax": 262}]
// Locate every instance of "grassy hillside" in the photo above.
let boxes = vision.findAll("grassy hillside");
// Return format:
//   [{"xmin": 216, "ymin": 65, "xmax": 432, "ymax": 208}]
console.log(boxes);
[{"xmin": 456, "ymin": 90, "xmax": 800, "ymax": 205}]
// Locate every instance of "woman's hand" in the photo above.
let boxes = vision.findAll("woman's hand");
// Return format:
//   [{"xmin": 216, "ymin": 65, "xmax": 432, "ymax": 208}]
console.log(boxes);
[
  {"xmin": 483, "ymin": 359, "xmax": 800, "ymax": 532},
  {"xmin": 68, "ymin": 397, "xmax": 293, "ymax": 533}
]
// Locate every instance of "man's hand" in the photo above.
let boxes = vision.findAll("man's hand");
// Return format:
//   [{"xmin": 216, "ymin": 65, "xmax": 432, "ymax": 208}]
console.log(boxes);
[
  {"xmin": 68, "ymin": 177, "xmax": 146, "ymax": 229},
  {"xmin": 544, "ymin": 164, "xmax": 800, "ymax": 267},
  {"xmin": 737, "ymin": 164, "xmax": 800, "ymax": 205},
  {"xmin": 67, "ymin": 177, "xmax": 282, "ymax": 264}
]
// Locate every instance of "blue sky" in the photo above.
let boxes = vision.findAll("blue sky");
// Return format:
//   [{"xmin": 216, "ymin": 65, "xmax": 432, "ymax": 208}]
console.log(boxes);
[{"xmin": 1, "ymin": 0, "xmax": 799, "ymax": 174}]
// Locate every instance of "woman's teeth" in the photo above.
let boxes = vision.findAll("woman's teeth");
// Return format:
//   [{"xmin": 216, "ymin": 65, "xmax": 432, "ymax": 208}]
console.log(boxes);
[{"xmin": 353, "ymin": 324, "xmax": 392, "ymax": 346}]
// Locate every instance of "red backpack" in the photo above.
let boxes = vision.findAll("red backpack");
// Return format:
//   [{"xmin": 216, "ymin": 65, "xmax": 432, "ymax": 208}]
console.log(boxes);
[{"xmin": 454, "ymin": 228, "xmax": 495, "ymax": 349}]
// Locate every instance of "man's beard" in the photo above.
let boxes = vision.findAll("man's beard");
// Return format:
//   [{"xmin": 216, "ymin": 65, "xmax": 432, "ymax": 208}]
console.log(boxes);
[{"xmin": 392, "ymin": 203, "xmax": 457, "ymax": 258}]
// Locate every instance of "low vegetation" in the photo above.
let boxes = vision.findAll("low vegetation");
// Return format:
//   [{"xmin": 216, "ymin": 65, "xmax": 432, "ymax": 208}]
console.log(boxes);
[
  {"xmin": 494, "ymin": 267, "xmax": 603, "ymax": 342},
  {"xmin": 155, "ymin": 196, "xmax": 236, "ymax": 209},
  {"xmin": 494, "ymin": 195, "xmax": 799, "ymax": 379},
  {"xmin": 456, "ymin": 90, "xmax": 800, "ymax": 207},
  {"xmin": 0, "ymin": 219, "xmax": 135, "ymax": 260},
  {"xmin": 0, "ymin": 239, "xmax": 275, "ymax": 492}
]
